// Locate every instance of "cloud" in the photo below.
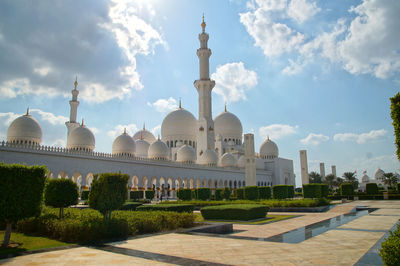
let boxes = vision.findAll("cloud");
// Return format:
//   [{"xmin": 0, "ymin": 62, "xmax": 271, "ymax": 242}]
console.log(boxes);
[
  {"xmin": 30, "ymin": 109, "xmax": 68, "ymax": 125},
  {"xmin": 211, "ymin": 62, "xmax": 258, "ymax": 102},
  {"xmin": 343, "ymin": 154, "xmax": 400, "ymax": 179},
  {"xmin": 300, "ymin": 133, "xmax": 329, "ymax": 146},
  {"xmin": 240, "ymin": 0, "xmax": 400, "ymax": 78},
  {"xmin": 259, "ymin": 124, "xmax": 298, "ymax": 140},
  {"xmin": 107, "ymin": 123, "xmax": 138, "ymax": 140},
  {"xmin": 0, "ymin": 0, "xmax": 164, "ymax": 103},
  {"xmin": 151, "ymin": 125, "xmax": 161, "ymax": 138},
  {"xmin": 334, "ymin": 129, "xmax": 387, "ymax": 144},
  {"xmin": 147, "ymin": 97, "xmax": 178, "ymax": 113}
]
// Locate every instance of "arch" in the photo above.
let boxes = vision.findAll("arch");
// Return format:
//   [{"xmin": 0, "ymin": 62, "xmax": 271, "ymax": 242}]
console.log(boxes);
[
  {"xmin": 238, "ymin": 181, "xmax": 242, "ymax": 188},
  {"xmin": 47, "ymin": 172, "xmax": 55, "ymax": 179},
  {"xmin": 229, "ymin": 180, "xmax": 232, "ymax": 188},
  {"xmin": 190, "ymin": 178, "xmax": 194, "ymax": 189},
  {"xmin": 167, "ymin": 178, "xmax": 173, "ymax": 198},
  {"xmin": 234, "ymin": 180, "xmax": 237, "ymax": 189},
  {"xmin": 214, "ymin": 180, "xmax": 218, "ymax": 188},
  {"xmin": 202, "ymin": 178, "xmax": 207, "ymax": 188},
  {"xmin": 72, "ymin": 172, "xmax": 82, "ymax": 185},
  {"xmin": 175, "ymin": 178, "xmax": 181, "ymax": 190},
  {"xmin": 196, "ymin": 179, "xmax": 201, "ymax": 188},
  {"xmin": 224, "ymin": 180, "xmax": 228, "ymax": 188},
  {"xmin": 86, "ymin": 173, "xmax": 94, "ymax": 188},
  {"xmin": 219, "ymin": 180, "xmax": 223, "ymax": 188},
  {"xmin": 57, "ymin": 171, "xmax": 69, "ymax": 179},
  {"xmin": 208, "ymin": 179, "xmax": 213, "ymax": 189},
  {"xmin": 183, "ymin": 178, "xmax": 188, "ymax": 189},
  {"xmin": 142, "ymin": 176, "xmax": 149, "ymax": 190},
  {"xmin": 131, "ymin": 175, "xmax": 139, "ymax": 189}
]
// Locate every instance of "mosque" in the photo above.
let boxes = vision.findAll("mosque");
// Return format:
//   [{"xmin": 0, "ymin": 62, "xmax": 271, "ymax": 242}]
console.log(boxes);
[{"xmin": 0, "ymin": 18, "xmax": 295, "ymax": 196}]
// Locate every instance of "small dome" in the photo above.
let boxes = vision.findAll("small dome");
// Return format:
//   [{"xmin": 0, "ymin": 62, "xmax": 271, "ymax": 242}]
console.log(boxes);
[
  {"xmin": 133, "ymin": 124, "xmax": 156, "ymax": 143},
  {"xmin": 161, "ymin": 107, "xmax": 197, "ymax": 142},
  {"xmin": 112, "ymin": 130, "xmax": 136, "ymax": 156},
  {"xmin": 148, "ymin": 138, "xmax": 169, "ymax": 160},
  {"xmin": 135, "ymin": 139, "xmax": 150, "ymax": 158},
  {"xmin": 214, "ymin": 110, "xmax": 242, "ymax": 142},
  {"xmin": 237, "ymin": 155, "xmax": 245, "ymax": 168},
  {"xmin": 176, "ymin": 144, "xmax": 196, "ymax": 163},
  {"xmin": 361, "ymin": 173, "xmax": 370, "ymax": 183},
  {"xmin": 197, "ymin": 149, "xmax": 218, "ymax": 166},
  {"xmin": 67, "ymin": 124, "xmax": 95, "ymax": 152},
  {"xmin": 256, "ymin": 158, "xmax": 265, "ymax": 170},
  {"xmin": 219, "ymin": 153, "xmax": 237, "ymax": 167},
  {"xmin": 7, "ymin": 110, "xmax": 42, "ymax": 145},
  {"xmin": 260, "ymin": 137, "xmax": 279, "ymax": 159},
  {"xmin": 374, "ymin": 168, "xmax": 385, "ymax": 180}
]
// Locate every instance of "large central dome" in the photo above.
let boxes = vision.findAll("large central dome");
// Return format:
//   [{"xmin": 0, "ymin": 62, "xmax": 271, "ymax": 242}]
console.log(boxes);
[
  {"xmin": 7, "ymin": 109, "xmax": 42, "ymax": 145},
  {"xmin": 161, "ymin": 105, "xmax": 197, "ymax": 147},
  {"xmin": 214, "ymin": 109, "xmax": 242, "ymax": 143}
]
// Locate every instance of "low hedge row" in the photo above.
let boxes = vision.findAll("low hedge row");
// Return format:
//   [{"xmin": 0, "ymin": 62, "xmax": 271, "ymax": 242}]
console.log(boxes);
[
  {"xmin": 177, "ymin": 189, "xmax": 192, "ymax": 201},
  {"xmin": 340, "ymin": 183, "xmax": 354, "ymax": 196},
  {"xmin": 272, "ymin": 185, "xmax": 294, "ymax": 199},
  {"xmin": 380, "ymin": 223, "xmax": 400, "ymax": 265},
  {"xmin": 201, "ymin": 204, "xmax": 269, "ymax": 221},
  {"xmin": 195, "ymin": 188, "xmax": 211, "ymax": 200},
  {"xmin": 303, "ymin": 184, "xmax": 328, "ymax": 198},
  {"xmin": 366, "ymin": 183, "xmax": 379, "ymax": 195},
  {"xmin": 119, "ymin": 202, "xmax": 143, "ymax": 211},
  {"xmin": 244, "ymin": 186, "xmax": 259, "ymax": 200},
  {"xmin": 145, "ymin": 190, "xmax": 155, "ymax": 200},
  {"xmin": 16, "ymin": 207, "xmax": 195, "ymax": 244},
  {"xmin": 258, "ymin": 186, "xmax": 271, "ymax": 199},
  {"xmin": 130, "ymin": 191, "xmax": 144, "ymax": 200},
  {"xmin": 136, "ymin": 204, "xmax": 194, "ymax": 213}
]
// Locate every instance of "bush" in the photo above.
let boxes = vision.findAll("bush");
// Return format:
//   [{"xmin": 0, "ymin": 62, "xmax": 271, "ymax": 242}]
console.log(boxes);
[
  {"xmin": 273, "ymin": 185, "xmax": 288, "ymax": 199},
  {"xmin": 303, "ymin": 184, "xmax": 328, "ymax": 198},
  {"xmin": 258, "ymin": 186, "xmax": 271, "ymax": 199},
  {"xmin": 320, "ymin": 184, "xmax": 328, "ymax": 198},
  {"xmin": 397, "ymin": 183, "xmax": 400, "ymax": 192},
  {"xmin": 380, "ymin": 224, "xmax": 400, "ymax": 266},
  {"xmin": 287, "ymin": 185, "xmax": 295, "ymax": 198},
  {"xmin": 201, "ymin": 204, "xmax": 269, "ymax": 221},
  {"xmin": 88, "ymin": 173, "xmax": 129, "ymax": 221},
  {"xmin": 366, "ymin": 183, "xmax": 379, "ymax": 195},
  {"xmin": 145, "ymin": 190, "xmax": 155, "ymax": 200},
  {"xmin": 136, "ymin": 204, "xmax": 194, "ymax": 213},
  {"xmin": 195, "ymin": 188, "xmax": 211, "ymax": 200},
  {"xmin": 130, "ymin": 190, "xmax": 144, "ymax": 201},
  {"xmin": 81, "ymin": 190, "xmax": 90, "ymax": 200},
  {"xmin": 0, "ymin": 163, "xmax": 47, "ymax": 247},
  {"xmin": 177, "ymin": 189, "xmax": 192, "ymax": 201},
  {"xmin": 244, "ymin": 186, "xmax": 259, "ymax": 200},
  {"xmin": 340, "ymin": 183, "xmax": 354, "ymax": 197},
  {"xmin": 119, "ymin": 202, "xmax": 143, "ymax": 211},
  {"xmin": 236, "ymin": 188, "xmax": 245, "ymax": 200},
  {"xmin": 223, "ymin": 187, "xmax": 231, "ymax": 200},
  {"xmin": 44, "ymin": 178, "xmax": 79, "ymax": 218},
  {"xmin": 215, "ymin": 189, "xmax": 224, "ymax": 201}
]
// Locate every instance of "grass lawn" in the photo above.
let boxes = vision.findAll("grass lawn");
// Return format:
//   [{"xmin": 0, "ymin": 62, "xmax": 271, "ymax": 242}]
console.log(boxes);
[
  {"xmin": 0, "ymin": 231, "xmax": 72, "ymax": 256},
  {"xmin": 195, "ymin": 213, "xmax": 297, "ymax": 225}
]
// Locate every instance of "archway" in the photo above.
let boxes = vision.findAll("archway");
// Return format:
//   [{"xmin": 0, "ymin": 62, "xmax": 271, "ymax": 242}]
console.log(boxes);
[
  {"xmin": 190, "ymin": 178, "xmax": 194, "ymax": 189},
  {"xmin": 57, "ymin": 171, "xmax": 69, "ymax": 179},
  {"xmin": 142, "ymin": 176, "xmax": 148, "ymax": 190},
  {"xmin": 86, "ymin": 173, "xmax": 94, "ymax": 189}
]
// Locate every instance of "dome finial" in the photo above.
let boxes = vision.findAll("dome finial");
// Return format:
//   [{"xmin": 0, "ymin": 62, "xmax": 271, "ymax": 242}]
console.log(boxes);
[
  {"xmin": 124, "ymin": 127, "xmax": 126, "ymax": 134},
  {"xmin": 143, "ymin": 122, "xmax": 146, "ymax": 130},
  {"xmin": 158, "ymin": 134, "xmax": 160, "ymax": 140},
  {"xmin": 26, "ymin": 107, "xmax": 30, "ymax": 116},
  {"xmin": 74, "ymin": 76, "xmax": 78, "ymax": 90},
  {"xmin": 81, "ymin": 118, "xmax": 84, "ymax": 126},
  {"xmin": 224, "ymin": 102, "xmax": 227, "ymax": 112},
  {"xmin": 140, "ymin": 131, "xmax": 143, "ymax": 140},
  {"xmin": 179, "ymin": 97, "xmax": 182, "ymax": 109},
  {"xmin": 267, "ymin": 135, "xmax": 270, "ymax": 141},
  {"xmin": 201, "ymin": 13, "xmax": 206, "ymax": 33}
]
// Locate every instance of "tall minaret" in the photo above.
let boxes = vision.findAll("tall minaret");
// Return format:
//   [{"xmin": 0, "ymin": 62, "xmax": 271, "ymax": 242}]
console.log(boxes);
[
  {"xmin": 194, "ymin": 15, "xmax": 216, "ymax": 156},
  {"xmin": 65, "ymin": 77, "xmax": 80, "ymax": 135}
]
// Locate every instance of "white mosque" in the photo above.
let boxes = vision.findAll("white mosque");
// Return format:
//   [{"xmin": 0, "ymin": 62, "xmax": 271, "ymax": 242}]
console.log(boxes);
[{"xmin": 0, "ymin": 18, "xmax": 295, "ymax": 196}]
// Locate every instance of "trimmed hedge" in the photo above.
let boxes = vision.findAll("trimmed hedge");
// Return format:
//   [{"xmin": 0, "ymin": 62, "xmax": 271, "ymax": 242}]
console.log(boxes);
[
  {"xmin": 177, "ymin": 189, "xmax": 192, "ymax": 201},
  {"xmin": 215, "ymin": 189, "xmax": 224, "ymax": 201},
  {"xmin": 287, "ymin": 185, "xmax": 295, "ymax": 198},
  {"xmin": 195, "ymin": 188, "xmax": 211, "ymax": 200},
  {"xmin": 201, "ymin": 204, "xmax": 269, "ymax": 221},
  {"xmin": 366, "ymin": 183, "xmax": 379, "ymax": 195},
  {"xmin": 303, "ymin": 184, "xmax": 328, "ymax": 198},
  {"xmin": 236, "ymin": 188, "xmax": 245, "ymax": 200},
  {"xmin": 44, "ymin": 178, "xmax": 79, "ymax": 218},
  {"xmin": 145, "ymin": 190, "xmax": 155, "ymax": 200},
  {"xmin": 81, "ymin": 190, "xmax": 90, "ymax": 200},
  {"xmin": 258, "ymin": 186, "xmax": 271, "ymax": 199},
  {"xmin": 119, "ymin": 202, "xmax": 143, "ymax": 211},
  {"xmin": 273, "ymin": 185, "xmax": 288, "ymax": 199},
  {"xmin": 380, "ymin": 223, "xmax": 400, "ymax": 265},
  {"xmin": 136, "ymin": 204, "xmax": 194, "ymax": 213},
  {"xmin": 244, "ymin": 186, "xmax": 259, "ymax": 200},
  {"xmin": 397, "ymin": 183, "xmax": 400, "ymax": 192},
  {"xmin": 130, "ymin": 190, "xmax": 144, "ymax": 201},
  {"xmin": 340, "ymin": 183, "xmax": 354, "ymax": 196},
  {"xmin": 223, "ymin": 187, "xmax": 231, "ymax": 200}
]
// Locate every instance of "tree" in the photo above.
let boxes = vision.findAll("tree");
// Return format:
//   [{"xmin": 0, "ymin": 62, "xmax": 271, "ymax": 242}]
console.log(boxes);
[
  {"xmin": 0, "ymin": 163, "xmax": 47, "ymax": 248},
  {"xmin": 44, "ymin": 178, "xmax": 79, "ymax": 218},
  {"xmin": 333, "ymin": 177, "xmax": 344, "ymax": 189},
  {"xmin": 88, "ymin": 173, "xmax": 129, "ymax": 222},
  {"xmin": 323, "ymin": 174, "xmax": 336, "ymax": 190},
  {"xmin": 309, "ymin": 171, "xmax": 322, "ymax": 183},
  {"xmin": 390, "ymin": 92, "xmax": 400, "ymax": 161},
  {"xmin": 343, "ymin": 172, "xmax": 359, "ymax": 190},
  {"xmin": 382, "ymin": 172, "xmax": 398, "ymax": 188}
]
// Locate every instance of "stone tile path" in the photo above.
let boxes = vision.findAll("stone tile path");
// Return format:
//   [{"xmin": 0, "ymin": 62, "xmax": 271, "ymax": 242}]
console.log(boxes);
[{"xmin": 1, "ymin": 200, "xmax": 399, "ymax": 265}]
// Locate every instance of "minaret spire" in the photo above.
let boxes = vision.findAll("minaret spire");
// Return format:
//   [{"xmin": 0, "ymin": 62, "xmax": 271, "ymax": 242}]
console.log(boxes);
[
  {"xmin": 194, "ymin": 15, "xmax": 216, "ymax": 158},
  {"xmin": 26, "ymin": 107, "xmax": 30, "ymax": 116},
  {"xmin": 179, "ymin": 97, "xmax": 182, "ymax": 109},
  {"xmin": 66, "ymin": 76, "xmax": 81, "ymax": 136},
  {"xmin": 224, "ymin": 103, "xmax": 227, "ymax": 112}
]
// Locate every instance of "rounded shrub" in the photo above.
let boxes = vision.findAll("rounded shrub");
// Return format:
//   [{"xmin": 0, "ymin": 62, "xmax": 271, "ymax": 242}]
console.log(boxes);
[
  {"xmin": 258, "ymin": 186, "xmax": 271, "ymax": 199},
  {"xmin": 272, "ymin": 185, "xmax": 288, "ymax": 199},
  {"xmin": 45, "ymin": 178, "xmax": 79, "ymax": 218},
  {"xmin": 244, "ymin": 186, "xmax": 259, "ymax": 200},
  {"xmin": 340, "ymin": 183, "xmax": 354, "ymax": 197},
  {"xmin": 366, "ymin": 183, "xmax": 379, "ymax": 195},
  {"xmin": 177, "ymin": 189, "xmax": 192, "ymax": 200},
  {"xmin": 380, "ymin": 224, "xmax": 400, "ymax": 266},
  {"xmin": 195, "ymin": 188, "xmax": 211, "ymax": 200}
]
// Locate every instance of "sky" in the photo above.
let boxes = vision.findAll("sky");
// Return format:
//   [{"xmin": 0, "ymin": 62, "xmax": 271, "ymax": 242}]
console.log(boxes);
[{"xmin": 0, "ymin": 0, "xmax": 399, "ymax": 187}]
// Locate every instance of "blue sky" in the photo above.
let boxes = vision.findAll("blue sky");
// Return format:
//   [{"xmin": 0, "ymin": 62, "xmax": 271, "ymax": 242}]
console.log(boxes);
[{"xmin": 0, "ymin": 0, "xmax": 399, "ymax": 186}]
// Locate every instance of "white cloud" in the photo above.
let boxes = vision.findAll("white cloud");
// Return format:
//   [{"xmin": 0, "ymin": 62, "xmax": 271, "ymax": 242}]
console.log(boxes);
[
  {"xmin": 151, "ymin": 125, "xmax": 161, "ymax": 138},
  {"xmin": 259, "ymin": 124, "xmax": 298, "ymax": 140},
  {"xmin": 147, "ymin": 97, "xmax": 178, "ymax": 113},
  {"xmin": 300, "ymin": 133, "xmax": 329, "ymax": 146},
  {"xmin": 30, "ymin": 109, "xmax": 68, "ymax": 125},
  {"xmin": 288, "ymin": 0, "xmax": 320, "ymax": 23},
  {"xmin": 107, "ymin": 124, "xmax": 138, "ymax": 140},
  {"xmin": 88, "ymin": 126, "xmax": 99, "ymax": 135},
  {"xmin": 334, "ymin": 129, "xmax": 387, "ymax": 144},
  {"xmin": 52, "ymin": 139, "xmax": 66, "ymax": 148},
  {"xmin": 211, "ymin": 62, "xmax": 258, "ymax": 102}
]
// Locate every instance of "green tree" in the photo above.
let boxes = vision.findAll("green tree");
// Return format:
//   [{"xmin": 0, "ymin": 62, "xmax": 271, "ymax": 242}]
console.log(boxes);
[
  {"xmin": 390, "ymin": 92, "xmax": 400, "ymax": 161},
  {"xmin": 88, "ymin": 173, "xmax": 129, "ymax": 222},
  {"xmin": 382, "ymin": 172, "xmax": 398, "ymax": 188},
  {"xmin": 343, "ymin": 172, "xmax": 359, "ymax": 190},
  {"xmin": 309, "ymin": 171, "xmax": 322, "ymax": 183},
  {"xmin": 333, "ymin": 177, "xmax": 344, "ymax": 189},
  {"xmin": 0, "ymin": 163, "xmax": 47, "ymax": 248},
  {"xmin": 323, "ymin": 174, "xmax": 336, "ymax": 190},
  {"xmin": 44, "ymin": 178, "xmax": 79, "ymax": 218}
]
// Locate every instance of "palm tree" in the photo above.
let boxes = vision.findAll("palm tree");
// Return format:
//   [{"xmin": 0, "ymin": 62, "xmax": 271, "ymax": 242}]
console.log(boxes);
[
  {"xmin": 382, "ymin": 173, "xmax": 398, "ymax": 188},
  {"xmin": 343, "ymin": 172, "xmax": 359, "ymax": 190},
  {"xmin": 323, "ymin": 174, "xmax": 335, "ymax": 190},
  {"xmin": 309, "ymin": 171, "xmax": 322, "ymax": 183},
  {"xmin": 333, "ymin": 177, "xmax": 344, "ymax": 190}
]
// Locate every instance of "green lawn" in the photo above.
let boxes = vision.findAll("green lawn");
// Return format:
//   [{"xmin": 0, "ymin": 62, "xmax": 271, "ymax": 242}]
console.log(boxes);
[
  {"xmin": 0, "ymin": 231, "xmax": 72, "ymax": 256},
  {"xmin": 195, "ymin": 213, "xmax": 297, "ymax": 225}
]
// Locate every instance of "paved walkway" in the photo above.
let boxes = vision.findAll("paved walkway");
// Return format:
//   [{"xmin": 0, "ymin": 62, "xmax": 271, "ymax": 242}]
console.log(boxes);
[{"xmin": 1, "ymin": 200, "xmax": 399, "ymax": 265}]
